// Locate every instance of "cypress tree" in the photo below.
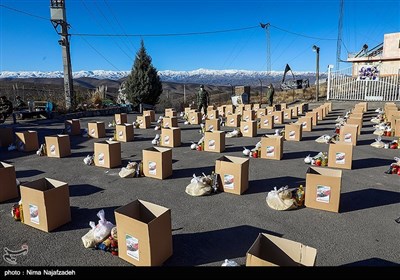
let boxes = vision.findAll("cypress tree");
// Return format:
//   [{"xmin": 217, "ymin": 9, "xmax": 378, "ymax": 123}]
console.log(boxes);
[{"xmin": 123, "ymin": 40, "xmax": 163, "ymax": 109}]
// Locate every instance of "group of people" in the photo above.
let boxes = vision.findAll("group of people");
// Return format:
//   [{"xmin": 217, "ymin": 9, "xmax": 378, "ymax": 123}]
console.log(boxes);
[
  {"xmin": 0, "ymin": 95, "xmax": 26, "ymax": 123},
  {"xmin": 196, "ymin": 83, "xmax": 275, "ymax": 115}
]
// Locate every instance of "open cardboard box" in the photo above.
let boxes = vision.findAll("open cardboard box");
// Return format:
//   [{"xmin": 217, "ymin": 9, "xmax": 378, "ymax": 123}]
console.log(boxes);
[
  {"xmin": 246, "ymin": 233, "xmax": 317, "ymax": 266},
  {"xmin": 339, "ymin": 124, "xmax": 358, "ymax": 146},
  {"xmin": 297, "ymin": 116, "xmax": 312, "ymax": 132},
  {"xmin": 0, "ymin": 127, "xmax": 13, "ymax": 147},
  {"xmin": 257, "ymin": 108, "xmax": 267, "ymax": 119},
  {"xmin": 242, "ymin": 110, "xmax": 256, "ymax": 121},
  {"xmin": 65, "ymin": 119, "xmax": 81, "ymax": 136},
  {"xmin": 45, "ymin": 135, "xmax": 71, "ymax": 158},
  {"xmin": 20, "ymin": 178, "xmax": 71, "ymax": 232},
  {"xmin": 271, "ymin": 111, "xmax": 283, "ymax": 125},
  {"xmin": 283, "ymin": 108, "xmax": 293, "ymax": 120},
  {"xmin": 305, "ymin": 111, "xmax": 318, "ymax": 126},
  {"xmin": 143, "ymin": 110, "xmax": 156, "ymax": 122},
  {"xmin": 226, "ymin": 114, "xmax": 240, "ymax": 127},
  {"xmin": 15, "ymin": 130, "xmax": 39, "ymax": 152},
  {"xmin": 205, "ymin": 118, "xmax": 220, "ymax": 132},
  {"xmin": 215, "ymin": 155, "xmax": 249, "ymax": 195},
  {"xmin": 305, "ymin": 166, "xmax": 342, "ymax": 213},
  {"xmin": 162, "ymin": 116, "xmax": 178, "ymax": 128},
  {"xmin": 136, "ymin": 115, "xmax": 151, "ymax": 129},
  {"xmin": 114, "ymin": 199, "xmax": 173, "ymax": 266},
  {"xmin": 207, "ymin": 109, "xmax": 218, "ymax": 120},
  {"xmin": 0, "ymin": 162, "xmax": 18, "ymax": 202},
  {"xmin": 189, "ymin": 111, "xmax": 202, "ymax": 125}
]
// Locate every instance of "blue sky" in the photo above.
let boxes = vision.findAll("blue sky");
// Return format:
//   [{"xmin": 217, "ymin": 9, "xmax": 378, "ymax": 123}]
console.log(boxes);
[{"xmin": 0, "ymin": 0, "xmax": 399, "ymax": 72}]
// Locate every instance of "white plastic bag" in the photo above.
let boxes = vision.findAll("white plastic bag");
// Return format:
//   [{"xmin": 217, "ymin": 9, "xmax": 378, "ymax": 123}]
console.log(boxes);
[
  {"xmin": 266, "ymin": 186, "xmax": 296, "ymax": 211},
  {"xmin": 186, "ymin": 174, "xmax": 212, "ymax": 196},
  {"xmin": 221, "ymin": 259, "xmax": 239, "ymax": 266},
  {"xmin": 82, "ymin": 222, "xmax": 96, "ymax": 248},
  {"xmin": 370, "ymin": 137, "xmax": 385, "ymax": 148},
  {"xmin": 93, "ymin": 209, "xmax": 115, "ymax": 244}
]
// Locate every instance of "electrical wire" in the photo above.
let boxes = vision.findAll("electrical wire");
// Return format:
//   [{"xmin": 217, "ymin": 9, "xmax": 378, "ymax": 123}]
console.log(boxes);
[{"xmin": 0, "ymin": 4, "xmax": 48, "ymax": 21}]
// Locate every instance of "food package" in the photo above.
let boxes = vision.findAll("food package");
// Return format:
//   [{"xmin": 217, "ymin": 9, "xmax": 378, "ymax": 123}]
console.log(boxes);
[
  {"xmin": 266, "ymin": 186, "xmax": 297, "ymax": 211},
  {"xmin": 373, "ymin": 129, "xmax": 384, "ymax": 136},
  {"xmin": 315, "ymin": 134, "xmax": 331, "ymax": 144},
  {"xmin": 221, "ymin": 259, "xmax": 239, "ymax": 266},
  {"xmin": 370, "ymin": 137, "xmax": 385, "ymax": 148},
  {"xmin": 82, "ymin": 222, "xmax": 96, "ymax": 248},
  {"xmin": 93, "ymin": 210, "xmax": 115, "ymax": 244},
  {"xmin": 119, "ymin": 162, "xmax": 138, "ymax": 178},
  {"xmin": 185, "ymin": 174, "xmax": 212, "ymax": 196}
]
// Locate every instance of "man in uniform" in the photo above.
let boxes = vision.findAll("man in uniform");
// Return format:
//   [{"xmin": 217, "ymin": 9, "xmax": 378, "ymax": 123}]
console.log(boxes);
[
  {"xmin": 266, "ymin": 83, "xmax": 275, "ymax": 106},
  {"xmin": 197, "ymin": 85, "xmax": 209, "ymax": 115}
]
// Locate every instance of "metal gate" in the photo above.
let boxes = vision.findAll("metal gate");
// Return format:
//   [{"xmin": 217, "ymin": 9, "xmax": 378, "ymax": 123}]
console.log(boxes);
[{"xmin": 327, "ymin": 66, "xmax": 400, "ymax": 101}]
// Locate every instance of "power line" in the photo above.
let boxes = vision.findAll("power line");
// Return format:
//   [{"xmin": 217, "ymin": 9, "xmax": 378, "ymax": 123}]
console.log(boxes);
[
  {"xmin": 0, "ymin": 4, "xmax": 48, "ymax": 21},
  {"xmin": 270, "ymin": 24, "xmax": 337, "ymax": 41},
  {"xmin": 70, "ymin": 26, "xmax": 260, "ymax": 37}
]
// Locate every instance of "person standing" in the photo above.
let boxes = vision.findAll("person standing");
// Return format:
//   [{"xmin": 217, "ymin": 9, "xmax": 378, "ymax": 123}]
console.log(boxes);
[
  {"xmin": 0, "ymin": 95, "xmax": 13, "ymax": 123},
  {"xmin": 266, "ymin": 83, "xmax": 275, "ymax": 106},
  {"xmin": 197, "ymin": 85, "xmax": 209, "ymax": 115}
]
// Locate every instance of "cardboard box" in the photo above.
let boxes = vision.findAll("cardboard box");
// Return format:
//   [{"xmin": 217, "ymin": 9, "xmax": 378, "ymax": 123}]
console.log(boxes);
[
  {"xmin": 260, "ymin": 136, "xmax": 283, "ymax": 160},
  {"xmin": 246, "ymin": 233, "xmax": 317, "ymax": 266},
  {"xmin": 207, "ymin": 109, "xmax": 218, "ymax": 120},
  {"xmin": 235, "ymin": 105, "xmax": 244, "ymax": 115},
  {"xmin": 253, "ymin": 104, "xmax": 260, "ymax": 110},
  {"xmin": 271, "ymin": 111, "xmax": 284, "ymax": 125},
  {"xmin": 115, "ymin": 113, "xmax": 128, "ymax": 125},
  {"xmin": 143, "ymin": 110, "xmax": 156, "ymax": 122},
  {"xmin": 387, "ymin": 110, "xmax": 400, "ymax": 125},
  {"xmin": 276, "ymin": 103, "xmax": 287, "ymax": 110},
  {"xmin": 162, "ymin": 117, "xmax": 178, "ymax": 128},
  {"xmin": 0, "ymin": 127, "xmax": 13, "ymax": 147},
  {"xmin": 114, "ymin": 200, "xmax": 172, "ymax": 266},
  {"xmin": 259, "ymin": 115, "xmax": 274, "ymax": 129},
  {"xmin": 283, "ymin": 108, "xmax": 293, "ymax": 120},
  {"xmin": 215, "ymin": 156, "xmax": 249, "ymax": 195},
  {"xmin": 297, "ymin": 104, "xmax": 304, "ymax": 115},
  {"xmin": 240, "ymin": 121, "xmax": 257, "ymax": 137},
  {"xmin": 0, "ymin": 162, "xmax": 18, "ymax": 202},
  {"xmin": 226, "ymin": 114, "xmax": 240, "ymax": 127},
  {"xmin": 244, "ymin": 104, "xmax": 253, "ymax": 111},
  {"xmin": 285, "ymin": 123, "xmax": 302, "ymax": 141},
  {"xmin": 94, "ymin": 140, "xmax": 121, "ymax": 168},
  {"xmin": 305, "ymin": 166, "xmax": 342, "ymax": 213},
  {"xmin": 205, "ymin": 119, "xmax": 220, "ymax": 132},
  {"xmin": 355, "ymin": 102, "xmax": 367, "ymax": 112},
  {"xmin": 204, "ymin": 131, "xmax": 225, "ymax": 153},
  {"xmin": 328, "ymin": 142, "xmax": 353, "ymax": 170},
  {"xmin": 346, "ymin": 117, "xmax": 363, "ymax": 135},
  {"xmin": 164, "ymin": 108, "xmax": 177, "ymax": 118},
  {"xmin": 65, "ymin": 119, "xmax": 81, "ymax": 136},
  {"xmin": 20, "ymin": 178, "xmax": 71, "ymax": 232},
  {"xmin": 291, "ymin": 106, "xmax": 299, "ymax": 117},
  {"xmin": 257, "ymin": 108, "xmax": 267, "ymax": 119},
  {"xmin": 225, "ymin": 105, "xmax": 234, "ymax": 115},
  {"xmin": 313, "ymin": 107, "xmax": 324, "ymax": 120},
  {"xmin": 184, "ymin": 107, "xmax": 196, "ymax": 115},
  {"xmin": 324, "ymin": 102, "xmax": 332, "ymax": 112},
  {"xmin": 305, "ymin": 112, "xmax": 318, "ymax": 126},
  {"xmin": 15, "ymin": 130, "xmax": 39, "ymax": 152},
  {"xmin": 136, "ymin": 115, "xmax": 151, "ymax": 129},
  {"xmin": 242, "ymin": 110, "xmax": 256, "ymax": 121},
  {"xmin": 266, "ymin": 106, "xmax": 275, "ymax": 115},
  {"xmin": 45, "ymin": 135, "xmax": 71, "ymax": 158},
  {"xmin": 142, "ymin": 147, "xmax": 172, "ymax": 179},
  {"xmin": 395, "ymin": 118, "xmax": 400, "ymax": 137},
  {"xmin": 349, "ymin": 112, "xmax": 363, "ymax": 119},
  {"xmin": 217, "ymin": 106, "xmax": 226, "ymax": 117},
  {"xmin": 88, "ymin": 122, "xmax": 106, "ymax": 138},
  {"xmin": 339, "ymin": 124, "xmax": 358, "ymax": 146},
  {"xmin": 116, "ymin": 124, "xmax": 134, "ymax": 142},
  {"xmin": 160, "ymin": 127, "xmax": 181, "ymax": 148},
  {"xmin": 235, "ymin": 85, "xmax": 250, "ymax": 94},
  {"xmin": 207, "ymin": 105, "xmax": 216, "ymax": 111},
  {"xmin": 189, "ymin": 111, "xmax": 201, "ymax": 125},
  {"xmin": 297, "ymin": 116, "xmax": 312, "ymax": 132}
]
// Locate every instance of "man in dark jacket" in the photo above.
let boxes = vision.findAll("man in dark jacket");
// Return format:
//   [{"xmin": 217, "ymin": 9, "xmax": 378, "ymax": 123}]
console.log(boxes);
[
  {"xmin": 266, "ymin": 84, "xmax": 275, "ymax": 106},
  {"xmin": 0, "ymin": 95, "xmax": 13, "ymax": 123},
  {"xmin": 197, "ymin": 85, "xmax": 210, "ymax": 115}
]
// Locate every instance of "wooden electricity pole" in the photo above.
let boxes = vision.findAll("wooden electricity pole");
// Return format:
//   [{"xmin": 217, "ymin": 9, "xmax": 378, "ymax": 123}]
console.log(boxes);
[{"xmin": 50, "ymin": 0, "xmax": 74, "ymax": 110}]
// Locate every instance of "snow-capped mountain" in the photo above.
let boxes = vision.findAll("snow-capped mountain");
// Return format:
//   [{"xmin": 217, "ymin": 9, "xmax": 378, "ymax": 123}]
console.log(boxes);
[{"xmin": 0, "ymin": 68, "xmax": 324, "ymax": 85}]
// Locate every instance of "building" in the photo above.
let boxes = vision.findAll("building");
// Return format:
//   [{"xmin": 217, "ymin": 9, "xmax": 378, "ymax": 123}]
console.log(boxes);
[{"xmin": 347, "ymin": 32, "xmax": 400, "ymax": 78}]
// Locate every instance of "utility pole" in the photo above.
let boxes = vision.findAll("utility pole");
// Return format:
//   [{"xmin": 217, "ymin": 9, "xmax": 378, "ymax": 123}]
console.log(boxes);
[
  {"xmin": 183, "ymin": 84, "xmax": 186, "ymax": 104},
  {"xmin": 312, "ymin": 45, "xmax": 320, "ymax": 102},
  {"xmin": 50, "ymin": 0, "xmax": 74, "ymax": 110}
]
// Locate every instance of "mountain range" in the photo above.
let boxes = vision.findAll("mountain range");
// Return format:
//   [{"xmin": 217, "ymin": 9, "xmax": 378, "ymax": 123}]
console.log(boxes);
[{"xmin": 0, "ymin": 68, "xmax": 326, "ymax": 87}]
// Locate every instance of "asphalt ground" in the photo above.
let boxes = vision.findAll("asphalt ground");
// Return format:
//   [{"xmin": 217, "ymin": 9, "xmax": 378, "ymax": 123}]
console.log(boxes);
[{"xmin": 0, "ymin": 100, "xmax": 399, "ymax": 267}]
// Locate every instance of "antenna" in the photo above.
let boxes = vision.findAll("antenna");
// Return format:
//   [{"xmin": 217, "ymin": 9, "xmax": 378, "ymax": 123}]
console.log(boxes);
[
  {"xmin": 336, "ymin": 0, "xmax": 344, "ymax": 71},
  {"xmin": 50, "ymin": 0, "xmax": 74, "ymax": 110}
]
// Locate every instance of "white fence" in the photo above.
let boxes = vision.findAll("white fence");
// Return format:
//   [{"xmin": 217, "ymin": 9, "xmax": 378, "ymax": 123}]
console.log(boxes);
[{"xmin": 327, "ymin": 66, "xmax": 400, "ymax": 101}]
